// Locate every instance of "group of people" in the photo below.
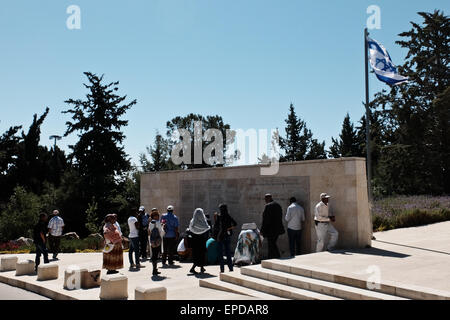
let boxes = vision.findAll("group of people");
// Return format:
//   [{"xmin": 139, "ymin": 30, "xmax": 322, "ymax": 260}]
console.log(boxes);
[
  {"xmin": 33, "ymin": 191, "xmax": 339, "ymax": 277},
  {"xmin": 102, "ymin": 206, "xmax": 180, "ymax": 276},
  {"xmin": 260, "ymin": 192, "xmax": 339, "ymax": 259}
]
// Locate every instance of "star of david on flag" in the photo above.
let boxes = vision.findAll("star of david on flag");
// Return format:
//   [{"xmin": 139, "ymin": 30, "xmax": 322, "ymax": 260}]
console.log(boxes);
[{"xmin": 367, "ymin": 37, "xmax": 408, "ymax": 86}]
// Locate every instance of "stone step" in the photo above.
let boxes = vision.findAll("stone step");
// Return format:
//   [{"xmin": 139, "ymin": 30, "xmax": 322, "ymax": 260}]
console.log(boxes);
[
  {"xmin": 261, "ymin": 259, "xmax": 450, "ymax": 300},
  {"xmin": 220, "ymin": 271, "xmax": 342, "ymax": 300},
  {"xmin": 241, "ymin": 265, "xmax": 408, "ymax": 300},
  {"xmin": 199, "ymin": 277, "xmax": 286, "ymax": 300}
]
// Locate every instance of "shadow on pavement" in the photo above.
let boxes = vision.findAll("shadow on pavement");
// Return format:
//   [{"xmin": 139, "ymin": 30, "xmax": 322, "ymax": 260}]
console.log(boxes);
[
  {"xmin": 373, "ymin": 240, "xmax": 450, "ymax": 255},
  {"xmin": 339, "ymin": 247, "xmax": 410, "ymax": 258}
]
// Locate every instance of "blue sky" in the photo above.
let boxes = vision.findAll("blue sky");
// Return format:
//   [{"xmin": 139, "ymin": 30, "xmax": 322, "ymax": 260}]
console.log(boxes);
[{"xmin": 1, "ymin": 0, "xmax": 448, "ymax": 166}]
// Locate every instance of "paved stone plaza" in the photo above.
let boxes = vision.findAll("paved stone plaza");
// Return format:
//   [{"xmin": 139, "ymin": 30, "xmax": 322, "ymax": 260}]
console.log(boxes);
[{"xmin": 1, "ymin": 221, "xmax": 449, "ymax": 299}]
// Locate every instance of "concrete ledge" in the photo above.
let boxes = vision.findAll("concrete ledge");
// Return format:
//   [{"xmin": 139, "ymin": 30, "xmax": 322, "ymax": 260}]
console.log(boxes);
[
  {"xmin": 0, "ymin": 256, "xmax": 18, "ymax": 272},
  {"xmin": 15, "ymin": 260, "xmax": 35, "ymax": 276},
  {"xmin": 100, "ymin": 274, "xmax": 128, "ymax": 300},
  {"xmin": 0, "ymin": 274, "xmax": 76, "ymax": 300},
  {"xmin": 135, "ymin": 284, "xmax": 167, "ymax": 300},
  {"xmin": 37, "ymin": 264, "xmax": 58, "ymax": 281}
]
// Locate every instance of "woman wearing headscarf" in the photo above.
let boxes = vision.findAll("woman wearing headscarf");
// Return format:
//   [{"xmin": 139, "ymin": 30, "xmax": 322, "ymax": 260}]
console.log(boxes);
[
  {"xmin": 213, "ymin": 204, "xmax": 237, "ymax": 273},
  {"xmin": 102, "ymin": 214, "xmax": 124, "ymax": 274},
  {"xmin": 188, "ymin": 208, "xmax": 211, "ymax": 274}
]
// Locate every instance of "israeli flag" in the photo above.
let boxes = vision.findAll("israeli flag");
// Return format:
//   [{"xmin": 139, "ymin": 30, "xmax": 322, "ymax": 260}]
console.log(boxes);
[{"xmin": 367, "ymin": 37, "xmax": 408, "ymax": 86}]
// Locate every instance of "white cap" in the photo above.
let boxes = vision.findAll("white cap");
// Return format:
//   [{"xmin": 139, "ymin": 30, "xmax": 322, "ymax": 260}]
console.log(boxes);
[
  {"xmin": 320, "ymin": 193, "xmax": 331, "ymax": 199},
  {"xmin": 167, "ymin": 205, "xmax": 174, "ymax": 211},
  {"xmin": 139, "ymin": 206, "xmax": 145, "ymax": 211}
]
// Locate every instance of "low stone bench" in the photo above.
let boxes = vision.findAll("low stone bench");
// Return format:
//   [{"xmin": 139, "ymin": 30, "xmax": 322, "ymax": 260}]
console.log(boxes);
[
  {"xmin": 82, "ymin": 269, "xmax": 101, "ymax": 289},
  {"xmin": 0, "ymin": 256, "xmax": 18, "ymax": 272},
  {"xmin": 15, "ymin": 260, "xmax": 35, "ymax": 276},
  {"xmin": 135, "ymin": 284, "xmax": 167, "ymax": 300},
  {"xmin": 64, "ymin": 267, "xmax": 87, "ymax": 290},
  {"xmin": 37, "ymin": 264, "xmax": 59, "ymax": 281},
  {"xmin": 64, "ymin": 267, "xmax": 101, "ymax": 290},
  {"xmin": 99, "ymin": 274, "xmax": 128, "ymax": 300}
]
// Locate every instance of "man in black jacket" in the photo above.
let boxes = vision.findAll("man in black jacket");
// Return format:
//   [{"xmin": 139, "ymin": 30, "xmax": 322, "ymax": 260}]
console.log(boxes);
[
  {"xmin": 33, "ymin": 213, "xmax": 50, "ymax": 271},
  {"xmin": 261, "ymin": 193, "xmax": 285, "ymax": 259}
]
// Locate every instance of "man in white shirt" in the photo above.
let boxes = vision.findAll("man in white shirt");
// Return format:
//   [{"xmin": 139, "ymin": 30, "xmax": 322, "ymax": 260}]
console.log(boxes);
[
  {"xmin": 314, "ymin": 193, "xmax": 339, "ymax": 252},
  {"xmin": 285, "ymin": 197, "xmax": 305, "ymax": 257},
  {"xmin": 128, "ymin": 211, "xmax": 141, "ymax": 269},
  {"xmin": 47, "ymin": 210, "xmax": 65, "ymax": 259}
]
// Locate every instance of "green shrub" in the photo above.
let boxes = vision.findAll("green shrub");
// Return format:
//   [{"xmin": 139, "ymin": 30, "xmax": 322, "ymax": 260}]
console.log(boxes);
[
  {"xmin": 0, "ymin": 187, "xmax": 42, "ymax": 242},
  {"xmin": 373, "ymin": 207, "xmax": 450, "ymax": 232}
]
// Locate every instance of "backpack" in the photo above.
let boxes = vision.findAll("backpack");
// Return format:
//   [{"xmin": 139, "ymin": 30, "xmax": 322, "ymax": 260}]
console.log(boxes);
[{"xmin": 150, "ymin": 225, "xmax": 162, "ymax": 248}]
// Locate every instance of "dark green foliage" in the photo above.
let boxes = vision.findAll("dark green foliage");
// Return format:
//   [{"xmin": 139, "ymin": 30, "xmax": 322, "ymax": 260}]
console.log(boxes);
[
  {"xmin": 165, "ymin": 113, "xmax": 235, "ymax": 169},
  {"xmin": 372, "ymin": 10, "xmax": 450, "ymax": 195},
  {"xmin": 0, "ymin": 187, "xmax": 42, "ymax": 241},
  {"xmin": 62, "ymin": 72, "xmax": 136, "ymax": 235},
  {"xmin": 0, "ymin": 125, "xmax": 22, "ymax": 202},
  {"xmin": 373, "ymin": 208, "xmax": 450, "ymax": 232},
  {"xmin": 139, "ymin": 132, "xmax": 172, "ymax": 172},
  {"xmin": 329, "ymin": 113, "xmax": 364, "ymax": 158},
  {"xmin": 279, "ymin": 103, "xmax": 327, "ymax": 161}
]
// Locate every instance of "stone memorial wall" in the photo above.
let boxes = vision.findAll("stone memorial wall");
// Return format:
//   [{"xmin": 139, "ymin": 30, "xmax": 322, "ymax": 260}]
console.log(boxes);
[{"xmin": 140, "ymin": 157, "xmax": 372, "ymax": 256}]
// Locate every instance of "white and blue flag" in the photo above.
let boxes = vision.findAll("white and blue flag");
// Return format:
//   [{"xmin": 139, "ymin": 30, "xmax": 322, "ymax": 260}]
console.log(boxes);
[{"xmin": 367, "ymin": 37, "xmax": 408, "ymax": 86}]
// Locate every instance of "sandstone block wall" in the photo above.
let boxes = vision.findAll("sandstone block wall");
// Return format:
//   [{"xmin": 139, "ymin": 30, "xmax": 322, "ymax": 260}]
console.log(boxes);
[{"xmin": 140, "ymin": 158, "xmax": 372, "ymax": 256}]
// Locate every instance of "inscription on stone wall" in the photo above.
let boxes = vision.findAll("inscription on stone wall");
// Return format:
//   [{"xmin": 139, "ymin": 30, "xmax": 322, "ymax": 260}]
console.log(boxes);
[{"xmin": 177, "ymin": 176, "xmax": 310, "ymax": 238}]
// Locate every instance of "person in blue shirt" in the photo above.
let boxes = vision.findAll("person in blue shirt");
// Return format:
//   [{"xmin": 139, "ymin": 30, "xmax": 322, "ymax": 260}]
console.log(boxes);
[{"xmin": 160, "ymin": 205, "xmax": 179, "ymax": 265}]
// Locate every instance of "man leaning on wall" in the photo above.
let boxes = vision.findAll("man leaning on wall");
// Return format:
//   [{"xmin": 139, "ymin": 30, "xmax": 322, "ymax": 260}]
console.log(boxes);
[{"xmin": 314, "ymin": 193, "xmax": 338, "ymax": 252}]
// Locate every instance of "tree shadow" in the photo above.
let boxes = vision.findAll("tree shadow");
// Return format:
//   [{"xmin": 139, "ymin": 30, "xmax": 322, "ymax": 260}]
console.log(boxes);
[
  {"xmin": 373, "ymin": 240, "xmax": 450, "ymax": 255},
  {"xmin": 336, "ymin": 247, "xmax": 410, "ymax": 258}
]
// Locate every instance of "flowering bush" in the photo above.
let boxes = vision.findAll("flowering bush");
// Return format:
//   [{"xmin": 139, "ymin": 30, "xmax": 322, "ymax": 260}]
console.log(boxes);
[
  {"xmin": 0, "ymin": 241, "xmax": 32, "ymax": 254},
  {"xmin": 372, "ymin": 195, "xmax": 450, "ymax": 231}
]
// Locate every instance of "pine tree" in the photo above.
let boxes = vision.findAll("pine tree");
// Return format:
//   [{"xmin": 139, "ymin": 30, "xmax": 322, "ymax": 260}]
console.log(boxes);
[
  {"xmin": 329, "ymin": 113, "xmax": 363, "ymax": 158},
  {"xmin": 0, "ymin": 125, "xmax": 22, "ymax": 202},
  {"xmin": 140, "ymin": 132, "xmax": 172, "ymax": 172},
  {"xmin": 63, "ymin": 72, "xmax": 136, "ymax": 232},
  {"xmin": 279, "ymin": 103, "xmax": 305, "ymax": 161},
  {"xmin": 279, "ymin": 104, "xmax": 327, "ymax": 161}
]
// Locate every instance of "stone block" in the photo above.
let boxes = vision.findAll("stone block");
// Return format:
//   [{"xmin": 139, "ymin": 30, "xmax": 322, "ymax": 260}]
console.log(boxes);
[
  {"xmin": 135, "ymin": 284, "xmax": 167, "ymax": 300},
  {"xmin": 64, "ymin": 267, "xmax": 88, "ymax": 290},
  {"xmin": 0, "ymin": 256, "xmax": 18, "ymax": 272},
  {"xmin": 99, "ymin": 274, "xmax": 128, "ymax": 300},
  {"xmin": 81, "ymin": 269, "xmax": 101, "ymax": 289},
  {"xmin": 15, "ymin": 260, "xmax": 35, "ymax": 276},
  {"xmin": 37, "ymin": 264, "xmax": 59, "ymax": 281}
]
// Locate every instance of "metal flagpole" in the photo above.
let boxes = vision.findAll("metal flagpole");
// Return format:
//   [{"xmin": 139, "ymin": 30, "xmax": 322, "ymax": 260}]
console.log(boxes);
[{"xmin": 364, "ymin": 28, "xmax": 373, "ymax": 202}]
